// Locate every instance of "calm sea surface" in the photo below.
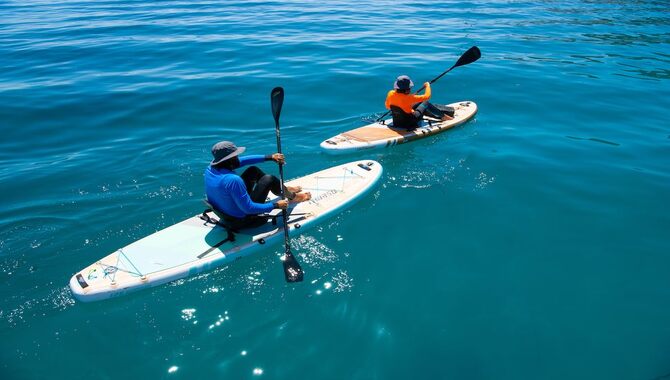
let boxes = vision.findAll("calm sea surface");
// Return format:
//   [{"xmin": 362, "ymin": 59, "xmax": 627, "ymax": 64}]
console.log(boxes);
[{"xmin": 1, "ymin": 0, "xmax": 669, "ymax": 378}]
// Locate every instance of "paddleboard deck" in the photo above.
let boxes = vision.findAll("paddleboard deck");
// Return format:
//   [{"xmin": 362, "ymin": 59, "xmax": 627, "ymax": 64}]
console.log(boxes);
[
  {"xmin": 69, "ymin": 160, "xmax": 382, "ymax": 302},
  {"xmin": 320, "ymin": 101, "xmax": 477, "ymax": 154}
]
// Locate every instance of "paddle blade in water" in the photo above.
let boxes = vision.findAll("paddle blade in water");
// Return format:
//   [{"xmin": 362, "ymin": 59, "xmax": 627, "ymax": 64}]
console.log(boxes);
[{"xmin": 283, "ymin": 251, "xmax": 304, "ymax": 282}]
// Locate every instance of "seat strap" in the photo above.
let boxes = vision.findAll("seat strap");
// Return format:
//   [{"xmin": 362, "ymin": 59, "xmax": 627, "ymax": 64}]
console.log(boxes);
[{"xmin": 197, "ymin": 228, "xmax": 236, "ymax": 259}]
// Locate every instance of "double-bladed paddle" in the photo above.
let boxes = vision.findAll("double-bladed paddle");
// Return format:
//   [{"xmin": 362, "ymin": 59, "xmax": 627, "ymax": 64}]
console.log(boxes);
[
  {"xmin": 374, "ymin": 46, "xmax": 482, "ymax": 123},
  {"xmin": 270, "ymin": 87, "xmax": 304, "ymax": 283}
]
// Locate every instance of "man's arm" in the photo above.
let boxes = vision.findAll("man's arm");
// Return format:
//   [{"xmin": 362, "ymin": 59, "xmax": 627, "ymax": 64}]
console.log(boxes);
[
  {"xmin": 413, "ymin": 82, "xmax": 431, "ymax": 102},
  {"xmin": 238, "ymin": 154, "xmax": 285, "ymax": 168},
  {"xmin": 238, "ymin": 155, "xmax": 270, "ymax": 167}
]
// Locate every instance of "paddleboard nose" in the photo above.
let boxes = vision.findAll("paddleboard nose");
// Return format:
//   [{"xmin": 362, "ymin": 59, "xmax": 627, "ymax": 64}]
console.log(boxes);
[{"xmin": 69, "ymin": 273, "xmax": 89, "ymax": 301}]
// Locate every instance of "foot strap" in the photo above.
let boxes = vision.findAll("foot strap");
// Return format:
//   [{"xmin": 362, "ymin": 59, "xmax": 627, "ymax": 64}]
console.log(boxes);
[{"xmin": 284, "ymin": 187, "xmax": 296, "ymax": 201}]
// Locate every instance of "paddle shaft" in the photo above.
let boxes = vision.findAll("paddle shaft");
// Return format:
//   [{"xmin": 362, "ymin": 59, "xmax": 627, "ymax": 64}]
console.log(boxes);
[
  {"xmin": 270, "ymin": 86, "xmax": 303, "ymax": 282},
  {"xmin": 416, "ymin": 65, "xmax": 457, "ymax": 92},
  {"xmin": 274, "ymin": 125, "xmax": 291, "ymax": 250}
]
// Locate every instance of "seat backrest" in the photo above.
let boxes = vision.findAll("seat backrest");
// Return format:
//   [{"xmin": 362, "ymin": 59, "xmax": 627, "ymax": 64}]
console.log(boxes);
[
  {"xmin": 390, "ymin": 105, "xmax": 420, "ymax": 129},
  {"xmin": 203, "ymin": 198, "xmax": 243, "ymax": 231},
  {"xmin": 203, "ymin": 199, "xmax": 229, "ymax": 220}
]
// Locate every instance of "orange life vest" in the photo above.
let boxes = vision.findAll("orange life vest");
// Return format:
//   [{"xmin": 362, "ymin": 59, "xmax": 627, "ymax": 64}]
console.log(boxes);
[{"xmin": 384, "ymin": 83, "xmax": 431, "ymax": 114}]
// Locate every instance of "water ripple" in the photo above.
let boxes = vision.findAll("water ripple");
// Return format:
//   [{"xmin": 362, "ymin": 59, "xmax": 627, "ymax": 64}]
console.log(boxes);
[{"xmin": 0, "ymin": 0, "xmax": 668, "ymax": 378}]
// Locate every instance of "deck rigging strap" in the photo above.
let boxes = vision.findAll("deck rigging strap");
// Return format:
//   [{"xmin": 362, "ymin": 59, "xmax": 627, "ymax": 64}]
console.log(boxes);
[
  {"xmin": 303, "ymin": 166, "xmax": 365, "ymax": 194},
  {"xmin": 96, "ymin": 249, "xmax": 144, "ymax": 280}
]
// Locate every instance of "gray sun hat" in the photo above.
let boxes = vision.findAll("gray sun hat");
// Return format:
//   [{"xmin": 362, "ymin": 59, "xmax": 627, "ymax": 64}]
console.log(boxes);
[
  {"xmin": 393, "ymin": 75, "xmax": 414, "ymax": 91},
  {"xmin": 210, "ymin": 141, "xmax": 246, "ymax": 165}
]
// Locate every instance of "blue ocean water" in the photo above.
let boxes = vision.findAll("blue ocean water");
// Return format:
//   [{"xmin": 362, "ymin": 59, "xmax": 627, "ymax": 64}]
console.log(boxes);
[{"xmin": 1, "ymin": 0, "xmax": 669, "ymax": 378}]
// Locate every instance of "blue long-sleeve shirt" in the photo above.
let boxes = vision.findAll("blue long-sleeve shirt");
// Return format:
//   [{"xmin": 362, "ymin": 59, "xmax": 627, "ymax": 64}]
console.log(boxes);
[{"xmin": 205, "ymin": 155, "xmax": 275, "ymax": 218}]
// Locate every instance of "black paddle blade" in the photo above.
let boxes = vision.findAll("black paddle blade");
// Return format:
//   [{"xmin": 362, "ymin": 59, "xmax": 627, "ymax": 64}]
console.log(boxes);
[
  {"xmin": 282, "ymin": 251, "xmax": 304, "ymax": 282},
  {"xmin": 271, "ymin": 87, "xmax": 284, "ymax": 125},
  {"xmin": 454, "ymin": 46, "xmax": 481, "ymax": 68}
]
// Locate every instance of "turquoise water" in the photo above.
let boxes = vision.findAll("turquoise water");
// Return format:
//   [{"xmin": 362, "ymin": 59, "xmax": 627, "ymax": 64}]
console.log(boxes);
[{"xmin": 1, "ymin": 0, "xmax": 669, "ymax": 378}]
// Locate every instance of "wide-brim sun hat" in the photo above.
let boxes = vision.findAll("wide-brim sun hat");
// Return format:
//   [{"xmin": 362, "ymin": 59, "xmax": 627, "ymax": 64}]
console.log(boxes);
[
  {"xmin": 211, "ymin": 141, "xmax": 246, "ymax": 165},
  {"xmin": 394, "ymin": 75, "xmax": 414, "ymax": 90}
]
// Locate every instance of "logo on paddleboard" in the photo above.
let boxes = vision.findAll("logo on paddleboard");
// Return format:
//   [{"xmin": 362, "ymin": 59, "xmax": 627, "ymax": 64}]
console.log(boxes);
[{"xmin": 309, "ymin": 189, "xmax": 337, "ymax": 204}]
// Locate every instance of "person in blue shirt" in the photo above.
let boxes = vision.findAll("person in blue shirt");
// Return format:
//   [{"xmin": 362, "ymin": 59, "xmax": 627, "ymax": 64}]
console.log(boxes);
[{"xmin": 205, "ymin": 140, "xmax": 311, "ymax": 230}]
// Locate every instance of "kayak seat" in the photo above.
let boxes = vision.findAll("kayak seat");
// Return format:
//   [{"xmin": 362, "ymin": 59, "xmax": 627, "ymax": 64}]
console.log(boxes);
[
  {"xmin": 202, "ymin": 200, "xmax": 240, "ymax": 233},
  {"xmin": 390, "ymin": 105, "xmax": 420, "ymax": 130},
  {"xmin": 202, "ymin": 199, "xmax": 280, "ymax": 231}
]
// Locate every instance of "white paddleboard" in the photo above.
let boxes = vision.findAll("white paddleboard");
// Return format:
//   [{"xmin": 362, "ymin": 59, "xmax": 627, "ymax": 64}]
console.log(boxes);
[
  {"xmin": 320, "ymin": 101, "xmax": 477, "ymax": 154},
  {"xmin": 69, "ymin": 160, "xmax": 382, "ymax": 302}
]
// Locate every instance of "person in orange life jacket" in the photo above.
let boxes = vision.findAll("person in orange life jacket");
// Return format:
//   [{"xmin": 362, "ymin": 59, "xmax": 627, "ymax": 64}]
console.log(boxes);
[
  {"xmin": 385, "ymin": 75, "xmax": 453, "ymax": 129},
  {"xmin": 204, "ymin": 141, "xmax": 311, "ymax": 230}
]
